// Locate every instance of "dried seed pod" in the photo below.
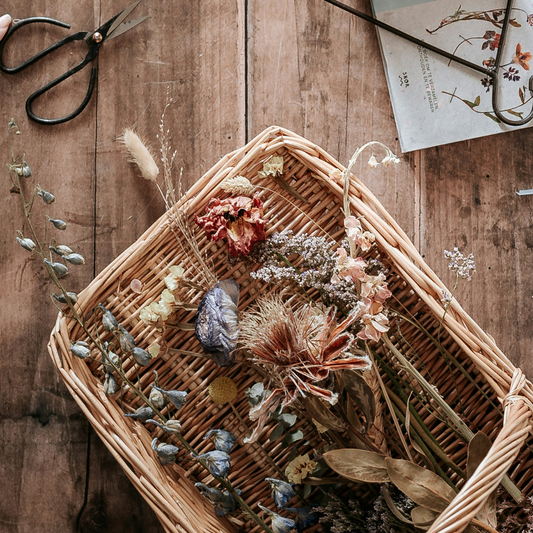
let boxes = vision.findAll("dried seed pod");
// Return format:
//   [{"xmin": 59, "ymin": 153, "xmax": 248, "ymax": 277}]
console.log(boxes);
[
  {"xmin": 190, "ymin": 450, "xmax": 231, "ymax": 478},
  {"xmin": 103, "ymin": 373, "xmax": 118, "ymax": 395},
  {"xmin": 149, "ymin": 386, "xmax": 166, "ymax": 410},
  {"xmin": 52, "ymin": 292, "xmax": 78, "ymax": 305},
  {"xmin": 131, "ymin": 346, "xmax": 151, "ymax": 366},
  {"xmin": 117, "ymin": 324, "xmax": 135, "ymax": 352},
  {"xmin": 153, "ymin": 386, "xmax": 187, "ymax": 410},
  {"xmin": 70, "ymin": 341, "xmax": 91, "ymax": 359},
  {"xmin": 146, "ymin": 419, "xmax": 182, "ymax": 434},
  {"xmin": 16, "ymin": 236, "xmax": 36, "ymax": 252},
  {"xmin": 37, "ymin": 188, "xmax": 55, "ymax": 204},
  {"xmin": 56, "ymin": 244, "xmax": 74, "ymax": 256},
  {"xmin": 64, "ymin": 253, "xmax": 85, "ymax": 265},
  {"xmin": 265, "ymin": 478, "xmax": 295, "ymax": 509},
  {"xmin": 102, "ymin": 350, "xmax": 120, "ymax": 373},
  {"xmin": 257, "ymin": 504, "xmax": 296, "ymax": 533},
  {"xmin": 195, "ymin": 483, "xmax": 240, "ymax": 516},
  {"xmin": 151, "ymin": 438, "xmax": 179, "ymax": 465},
  {"xmin": 124, "ymin": 406, "xmax": 154, "ymax": 421},
  {"xmin": 48, "ymin": 217, "xmax": 67, "ymax": 230},
  {"xmin": 22, "ymin": 162, "xmax": 31, "ymax": 178},
  {"xmin": 97, "ymin": 304, "xmax": 119, "ymax": 332},
  {"xmin": 204, "ymin": 429, "xmax": 237, "ymax": 454},
  {"xmin": 44, "ymin": 259, "xmax": 68, "ymax": 278}
]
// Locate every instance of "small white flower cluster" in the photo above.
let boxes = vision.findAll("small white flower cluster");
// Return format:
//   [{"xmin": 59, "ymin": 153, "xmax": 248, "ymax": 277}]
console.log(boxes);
[
  {"xmin": 367, "ymin": 151, "xmax": 401, "ymax": 169},
  {"xmin": 444, "ymin": 247, "xmax": 476, "ymax": 281}
]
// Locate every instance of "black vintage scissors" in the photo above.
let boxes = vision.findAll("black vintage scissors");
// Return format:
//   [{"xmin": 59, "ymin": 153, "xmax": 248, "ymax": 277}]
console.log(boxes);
[{"xmin": 0, "ymin": 1, "xmax": 148, "ymax": 125}]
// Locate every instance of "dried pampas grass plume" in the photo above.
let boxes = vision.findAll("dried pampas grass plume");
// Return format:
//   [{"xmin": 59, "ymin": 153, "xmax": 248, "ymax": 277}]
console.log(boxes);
[{"xmin": 121, "ymin": 128, "xmax": 160, "ymax": 182}]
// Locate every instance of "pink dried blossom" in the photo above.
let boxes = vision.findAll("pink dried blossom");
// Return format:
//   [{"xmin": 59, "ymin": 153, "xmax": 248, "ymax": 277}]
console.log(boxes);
[
  {"xmin": 332, "ymin": 247, "xmax": 367, "ymax": 283},
  {"xmin": 355, "ymin": 298, "xmax": 390, "ymax": 342},
  {"xmin": 344, "ymin": 216, "xmax": 375, "ymax": 252},
  {"xmin": 361, "ymin": 272, "xmax": 392, "ymax": 303}
]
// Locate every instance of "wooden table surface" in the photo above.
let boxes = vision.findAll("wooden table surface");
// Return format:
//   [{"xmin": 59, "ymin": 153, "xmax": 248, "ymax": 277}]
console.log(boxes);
[{"xmin": 1, "ymin": 1, "xmax": 532, "ymax": 531}]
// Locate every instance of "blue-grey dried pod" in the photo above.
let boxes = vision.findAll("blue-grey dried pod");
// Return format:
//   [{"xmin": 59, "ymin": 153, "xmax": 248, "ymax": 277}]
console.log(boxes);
[
  {"xmin": 265, "ymin": 478, "xmax": 295, "ymax": 509},
  {"xmin": 44, "ymin": 259, "xmax": 68, "ymax": 278},
  {"xmin": 117, "ymin": 324, "xmax": 135, "ymax": 352},
  {"xmin": 131, "ymin": 346, "xmax": 152, "ymax": 366},
  {"xmin": 191, "ymin": 450, "xmax": 231, "ymax": 478},
  {"xmin": 64, "ymin": 253, "xmax": 85, "ymax": 265},
  {"xmin": 37, "ymin": 189, "xmax": 55, "ymax": 204},
  {"xmin": 97, "ymin": 304, "xmax": 119, "ymax": 332},
  {"xmin": 22, "ymin": 162, "xmax": 31, "ymax": 178},
  {"xmin": 150, "ymin": 386, "xmax": 166, "ymax": 409},
  {"xmin": 124, "ymin": 406, "xmax": 154, "ymax": 421},
  {"xmin": 56, "ymin": 244, "xmax": 74, "ymax": 256},
  {"xmin": 195, "ymin": 279, "xmax": 240, "ymax": 367},
  {"xmin": 146, "ymin": 419, "xmax": 182, "ymax": 434},
  {"xmin": 151, "ymin": 438, "xmax": 179, "ymax": 465},
  {"xmin": 195, "ymin": 483, "xmax": 240, "ymax": 516},
  {"xmin": 104, "ymin": 373, "xmax": 118, "ymax": 395},
  {"xmin": 257, "ymin": 503, "xmax": 296, "ymax": 533},
  {"xmin": 70, "ymin": 341, "xmax": 91, "ymax": 359},
  {"xmin": 102, "ymin": 350, "xmax": 120, "ymax": 373},
  {"xmin": 52, "ymin": 292, "xmax": 78, "ymax": 305},
  {"xmin": 204, "ymin": 429, "xmax": 237, "ymax": 454},
  {"xmin": 285, "ymin": 507, "xmax": 320, "ymax": 531},
  {"xmin": 48, "ymin": 217, "xmax": 67, "ymax": 230},
  {"xmin": 16, "ymin": 236, "xmax": 36, "ymax": 252},
  {"xmin": 77, "ymin": 340, "xmax": 90, "ymax": 347},
  {"xmin": 153, "ymin": 386, "xmax": 187, "ymax": 410}
]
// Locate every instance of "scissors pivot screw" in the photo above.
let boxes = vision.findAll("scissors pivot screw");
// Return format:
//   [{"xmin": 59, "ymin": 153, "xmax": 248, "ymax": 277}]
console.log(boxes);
[{"xmin": 92, "ymin": 32, "xmax": 103, "ymax": 43}]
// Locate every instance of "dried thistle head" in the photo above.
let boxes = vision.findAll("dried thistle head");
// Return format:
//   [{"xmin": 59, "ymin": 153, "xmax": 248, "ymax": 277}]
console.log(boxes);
[{"xmin": 121, "ymin": 128, "xmax": 160, "ymax": 182}]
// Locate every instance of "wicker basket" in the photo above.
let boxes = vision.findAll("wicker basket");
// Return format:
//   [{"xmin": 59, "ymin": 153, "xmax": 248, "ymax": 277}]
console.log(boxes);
[{"xmin": 48, "ymin": 126, "xmax": 533, "ymax": 533}]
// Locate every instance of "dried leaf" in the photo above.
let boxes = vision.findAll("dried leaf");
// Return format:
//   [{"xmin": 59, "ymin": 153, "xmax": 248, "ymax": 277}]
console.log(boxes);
[
  {"xmin": 411, "ymin": 507, "xmax": 437, "ymax": 529},
  {"xmin": 467, "ymin": 431, "xmax": 492, "ymax": 479},
  {"xmin": 273, "ymin": 176, "xmax": 309, "ymax": 203},
  {"xmin": 405, "ymin": 395, "xmax": 435, "ymax": 472},
  {"xmin": 343, "ymin": 370, "xmax": 375, "ymax": 427},
  {"xmin": 323, "ymin": 449, "xmax": 390, "ymax": 483},
  {"xmin": 385, "ymin": 457, "xmax": 457, "ymax": 512},
  {"xmin": 301, "ymin": 395, "xmax": 345, "ymax": 432}
]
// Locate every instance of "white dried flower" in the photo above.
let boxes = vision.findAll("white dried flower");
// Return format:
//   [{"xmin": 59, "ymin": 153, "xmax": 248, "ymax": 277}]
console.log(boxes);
[
  {"xmin": 164, "ymin": 265, "xmax": 185, "ymax": 292},
  {"xmin": 121, "ymin": 128, "xmax": 160, "ymax": 182},
  {"xmin": 444, "ymin": 247, "xmax": 476, "ymax": 281},
  {"xmin": 328, "ymin": 168, "xmax": 344, "ymax": 183},
  {"xmin": 381, "ymin": 153, "xmax": 401, "ymax": 167},
  {"xmin": 147, "ymin": 343, "xmax": 161, "ymax": 358},
  {"xmin": 368, "ymin": 154, "xmax": 379, "ymax": 168},
  {"xmin": 221, "ymin": 175, "xmax": 255, "ymax": 196},
  {"xmin": 258, "ymin": 156, "xmax": 283, "ymax": 177}
]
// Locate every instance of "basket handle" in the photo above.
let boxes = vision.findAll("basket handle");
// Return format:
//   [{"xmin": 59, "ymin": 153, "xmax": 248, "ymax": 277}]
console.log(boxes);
[{"xmin": 428, "ymin": 370, "xmax": 533, "ymax": 533}]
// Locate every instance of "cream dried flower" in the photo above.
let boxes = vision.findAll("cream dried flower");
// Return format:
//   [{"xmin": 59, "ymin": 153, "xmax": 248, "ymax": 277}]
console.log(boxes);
[
  {"xmin": 147, "ymin": 343, "xmax": 161, "ymax": 358},
  {"xmin": 285, "ymin": 453, "xmax": 317, "ymax": 484},
  {"xmin": 368, "ymin": 154, "xmax": 379, "ymax": 168},
  {"xmin": 164, "ymin": 265, "xmax": 185, "ymax": 292},
  {"xmin": 221, "ymin": 175, "xmax": 255, "ymax": 196},
  {"xmin": 329, "ymin": 168, "xmax": 343, "ymax": 183},
  {"xmin": 121, "ymin": 128, "xmax": 160, "ymax": 182},
  {"xmin": 258, "ymin": 156, "xmax": 283, "ymax": 177}
]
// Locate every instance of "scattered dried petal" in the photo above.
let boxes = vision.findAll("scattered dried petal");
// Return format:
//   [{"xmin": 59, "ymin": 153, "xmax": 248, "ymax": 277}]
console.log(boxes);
[{"xmin": 130, "ymin": 279, "xmax": 143, "ymax": 293}]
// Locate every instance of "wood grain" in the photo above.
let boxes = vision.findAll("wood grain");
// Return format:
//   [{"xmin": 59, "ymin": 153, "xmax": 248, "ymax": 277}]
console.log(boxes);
[{"xmin": 1, "ymin": 0, "xmax": 531, "ymax": 531}]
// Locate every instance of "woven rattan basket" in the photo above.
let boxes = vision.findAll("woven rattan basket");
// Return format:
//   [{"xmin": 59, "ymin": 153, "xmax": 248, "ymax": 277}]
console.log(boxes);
[{"xmin": 48, "ymin": 126, "xmax": 533, "ymax": 533}]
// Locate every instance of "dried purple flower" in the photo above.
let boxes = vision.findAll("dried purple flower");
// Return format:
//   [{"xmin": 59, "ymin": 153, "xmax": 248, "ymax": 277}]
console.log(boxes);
[
  {"xmin": 151, "ymin": 438, "xmax": 179, "ymax": 465},
  {"xmin": 265, "ymin": 478, "xmax": 295, "ymax": 509},
  {"xmin": 153, "ymin": 386, "xmax": 187, "ymax": 410},
  {"xmin": 204, "ymin": 429, "xmax": 237, "ymax": 453},
  {"xmin": 191, "ymin": 450, "xmax": 231, "ymax": 478}
]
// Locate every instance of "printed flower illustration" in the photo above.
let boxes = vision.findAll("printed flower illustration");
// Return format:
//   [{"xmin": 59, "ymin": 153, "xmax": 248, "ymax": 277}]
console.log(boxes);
[
  {"xmin": 512, "ymin": 44, "xmax": 532, "ymax": 70},
  {"xmin": 482, "ymin": 31, "xmax": 500, "ymax": 51},
  {"xmin": 528, "ymin": 14, "xmax": 533, "ymax": 26},
  {"xmin": 480, "ymin": 77, "xmax": 493, "ymax": 92},
  {"xmin": 503, "ymin": 67, "xmax": 520, "ymax": 81},
  {"xmin": 196, "ymin": 193, "xmax": 267, "ymax": 256}
]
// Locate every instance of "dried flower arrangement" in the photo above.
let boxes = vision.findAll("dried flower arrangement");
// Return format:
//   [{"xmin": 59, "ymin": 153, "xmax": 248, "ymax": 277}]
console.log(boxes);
[{"xmin": 11, "ymin": 113, "xmax": 533, "ymax": 533}]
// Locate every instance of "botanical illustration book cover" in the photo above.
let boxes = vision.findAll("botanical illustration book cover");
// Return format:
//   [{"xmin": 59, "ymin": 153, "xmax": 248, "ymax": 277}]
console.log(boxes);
[{"xmin": 372, "ymin": 0, "xmax": 533, "ymax": 152}]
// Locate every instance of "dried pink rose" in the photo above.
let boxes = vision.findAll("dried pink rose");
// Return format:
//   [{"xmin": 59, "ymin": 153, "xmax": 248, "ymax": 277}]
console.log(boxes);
[{"xmin": 196, "ymin": 193, "xmax": 267, "ymax": 256}]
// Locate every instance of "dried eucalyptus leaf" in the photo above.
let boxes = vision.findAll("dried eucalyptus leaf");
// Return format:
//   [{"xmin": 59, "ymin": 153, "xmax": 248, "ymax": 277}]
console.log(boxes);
[
  {"xmin": 410, "ymin": 506, "xmax": 437, "ymax": 529},
  {"xmin": 467, "ymin": 431, "xmax": 492, "ymax": 479},
  {"xmin": 301, "ymin": 395, "xmax": 345, "ymax": 432},
  {"xmin": 385, "ymin": 458, "xmax": 457, "ymax": 512},
  {"xmin": 282, "ymin": 429, "xmax": 304, "ymax": 447},
  {"xmin": 343, "ymin": 370, "xmax": 375, "ymax": 427},
  {"xmin": 277, "ymin": 413, "xmax": 297, "ymax": 427},
  {"xmin": 323, "ymin": 449, "xmax": 390, "ymax": 483},
  {"xmin": 270, "ymin": 422, "xmax": 285, "ymax": 442}
]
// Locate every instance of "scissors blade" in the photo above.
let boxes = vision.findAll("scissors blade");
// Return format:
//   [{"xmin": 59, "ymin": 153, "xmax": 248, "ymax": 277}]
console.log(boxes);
[
  {"xmin": 106, "ymin": 0, "xmax": 141, "ymax": 38},
  {"xmin": 105, "ymin": 15, "xmax": 148, "ymax": 41}
]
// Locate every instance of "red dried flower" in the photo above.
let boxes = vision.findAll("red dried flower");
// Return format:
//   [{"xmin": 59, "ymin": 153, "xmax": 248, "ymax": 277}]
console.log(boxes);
[{"xmin": 196, "ymin": 193, "xmax": 267, "ymax": 256}]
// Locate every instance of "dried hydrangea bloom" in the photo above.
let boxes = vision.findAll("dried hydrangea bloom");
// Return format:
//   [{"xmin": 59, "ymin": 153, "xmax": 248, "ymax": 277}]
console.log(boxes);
[
  {"xmin": 196, "ymin": 193, "xmax": 267, "ymax": 256},
  {"xmin": 285, "ymin": 453, "xmax": 317, "ymax": 484}
]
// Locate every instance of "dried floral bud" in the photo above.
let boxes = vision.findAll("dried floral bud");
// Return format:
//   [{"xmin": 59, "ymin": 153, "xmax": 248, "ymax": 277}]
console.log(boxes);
[
  {"xmin": 191, "ymin": 450, "xmax": 231, "ymax": 478},
  {"xmin": 151, "ymin": 437, "xmax": 179, "ymax": 465},
  {"xmin": 117, "ymin": 324, "xmax": 135, "ymax": 352},
  {"xmin": 64, "ymin": 253, "xmax": 85, "ymax": 265},
  {"xmin": 153, "ymin": 386, "xmax": 187, "ymax": 410},
  {"xmin": 195, "ymin": 483, "xmax": 240, "ymax": 516},
  {"xmin": 124, "ymin": 406, "xmax": 154, "ymax": 421},
  {"xmin": 381, "ymin": 153, "xmax": 400, "ymax": 167},
  {"xmin": 147, "ymin": 343, "xmax": 161, "ymax": 358},
  {"xmin": 121, "ymin": 128, "xmax": 160, "ymax": 182},
  {"xmin": 368, "ymin": 154, "xmax": 379, "ymax": 168},
  {"xmin": 131, "ymin": 346, "xmax": 152, "ymax": 366},
  {"xmin": 70, "ymin": 341, "xmax": 91, "ymax": 359},
  {"xmin": 56, "ymin": 244, "xmax": 74, "ymax": 256},
  {"xmin": 104, "ymin": 373, "xmax": 118, "ymax": 395},
  {"xmin": 44, "ymin": 259, "xmax": 68, "ymax": 278},
  {"xmin": 284, "ymin": 507, "xmax": 320, "ymax": 530},
  {"xmin": 257, "ymin": 503, "xmax": 296, "ymax": 533},
  {"xmin": 204, "ymin": 429, "xmax": 237, "ymax": 454},
  {"xmin": 150, "ymin": 386, "xmax": 166, "ymax": 409},
  {"xmin": 164, "ymin": 265, "xmax": 185, "ymax": 292},
  {"xmin": 102, "ymin": 350, "xmax": 120, "ymax": 373},
  {"xmin": 97, "ymin": 304, "xmax": 119, "ymax": 332},
  {"xmin": 52, "ymin": 292, "xmax": 78, "ymax": 305},
  {"xmin": 130, "ymin": 279, "xmax": 143, "ymax": 293},
  {"xmin": 208, "ymin": 376, "xmax": 238, "ymax": 405},
  {"xmin": 265, "ymin": 478, "xmax": 295, "ymax": 509},
  {"xmin": 221, "ymin": 175, "xmax": 255, "ymax": 196},
  {"xmin": 48, "ymin": 217, "xmax": 67, "ymax": 230},
  {"xmin": 17, "ymin": 162, "xmax": 31, "ymax": 178},
  {"xmin": 37, "ymin": 188, "xmax": 55, "ymax": 204},
  {"xmin": 328, "ymin": 168, "xmax": 344, "ymax": 183},
  {"xmin": 146, "ymin": 418, "xmax": 182, "ymax": 434},
  {"xmin": 16, "ymin": 236, "xmax": 36, "ymax": 252}
]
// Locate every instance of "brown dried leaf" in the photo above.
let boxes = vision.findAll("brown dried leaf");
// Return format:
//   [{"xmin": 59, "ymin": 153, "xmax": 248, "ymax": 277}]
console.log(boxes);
[
  {"xmin": 467, "ymin": 431, "xmax": 492, "ymax": 479},
  {"xmin": 411, "ymin": 506, "xmax": 437, "ymax": 529},
  {"xmin": 324, "ymin": 449, "xmax": 390, "ymax": 483},
  {"xmin": 343, "ymin": 370, "xmax": 376, "ymax": 427},
  {"xmin": 385, "ymin": 458, "xmax": 457, "ymax": 512},
  {"xmin": 301, "ymin": 395, "xmax": 345, "ymax": 432}
]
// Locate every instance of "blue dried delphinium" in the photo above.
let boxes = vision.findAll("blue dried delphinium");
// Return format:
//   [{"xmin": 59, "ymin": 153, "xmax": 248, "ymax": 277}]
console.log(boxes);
[
  {"xmin": 151, "ymin": 438, "xmax": 180, "ymax": 466},
  {"xmin": 97, "ymin": 303, "xmax": 119, "ymax": 332},
  {"xmin": 204, "ymin": 429, "xmax": 237, "ymax": 454},
  {"xmin": 285, "ymin": 507, "xmax": 320, "ymax": 532},
  {"xmin": 191, "ymin": 450, "xmax": 231, "ymax": 478},
  {"xmin": 146, "ymin": 419, "xmax": 182, "ymax": 434},
  {"xmin": 152, "ymin": 386, "xmax": 188, "ymax": 410},
  {"xmin": 124, "ymin": 406, "xmax": 154, "ymax": 421},
  {"xmin": 265, "ymin": 478, "xmax": 295, "ymax": 509},
  {"xmin": 195, "ymin": 483, "xmax": 240, "ymax": 516},
  {"xmin": 258, "ymin": 503, "xmax": 296, "ymax": 533},
  {"xmin": 195, "ymin": 279, "xmax": 240, "ymax": 367}
]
